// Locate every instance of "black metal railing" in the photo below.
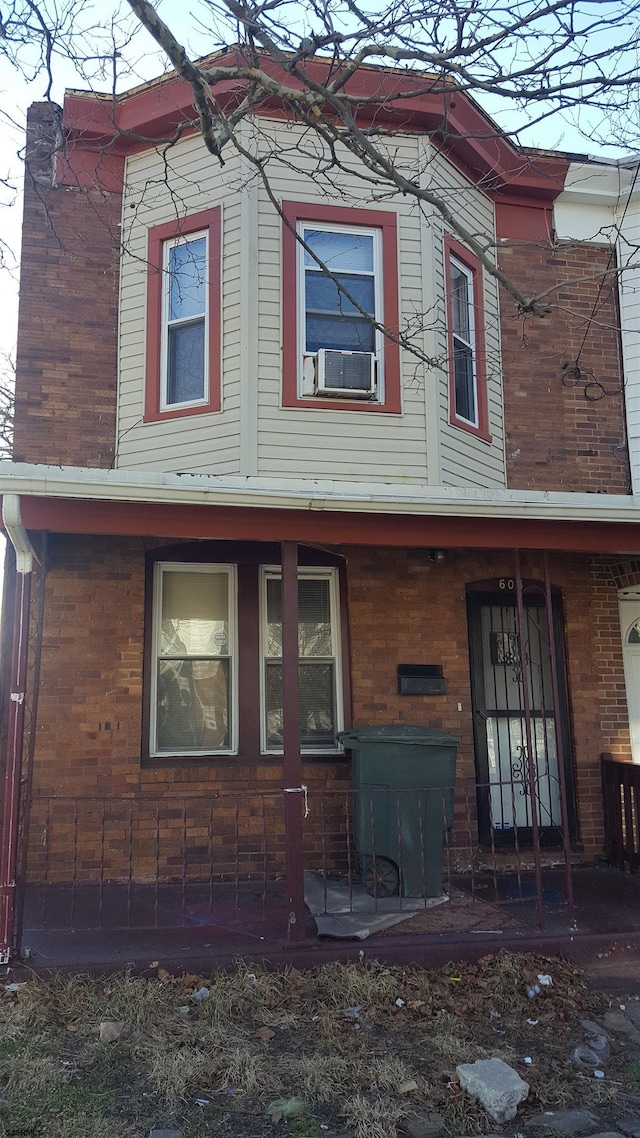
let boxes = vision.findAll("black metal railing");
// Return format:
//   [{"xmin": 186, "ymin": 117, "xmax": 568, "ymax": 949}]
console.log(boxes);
[{"xmin": 21, "ymin": 778, "xmax": 574, "ymax": 940}]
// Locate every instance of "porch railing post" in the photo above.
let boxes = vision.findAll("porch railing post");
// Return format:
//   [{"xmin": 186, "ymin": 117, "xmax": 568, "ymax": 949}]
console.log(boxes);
[
  {"xmin": 514, "ymin": 550, "xmax": 545, "ymax": 930},
  {"xmin": 281, "ymin": 541, "xmax": 306, "ymax": 942},
  {"xmin": 543, "ymin": 550, "xmax": 575, "ymax": 924}
]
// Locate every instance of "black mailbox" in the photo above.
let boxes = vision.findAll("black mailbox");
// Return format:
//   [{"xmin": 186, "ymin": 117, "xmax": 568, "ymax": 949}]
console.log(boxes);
[{"xmin": 397, "ymin": 664, "xmax": 446, "ymax": 695}]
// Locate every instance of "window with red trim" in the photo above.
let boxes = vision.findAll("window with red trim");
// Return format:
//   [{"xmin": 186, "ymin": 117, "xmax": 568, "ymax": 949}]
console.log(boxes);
[
  {"xmin": 444, "ymin": 234, "xmax": 491, "ymax": 442},
  {"xmin": 282, "ymin": 202, "xmax": 401, "ymax": 413},
  {"xmin": 144, "ymin": 208, "xmax": 221, "ymax": 423}
]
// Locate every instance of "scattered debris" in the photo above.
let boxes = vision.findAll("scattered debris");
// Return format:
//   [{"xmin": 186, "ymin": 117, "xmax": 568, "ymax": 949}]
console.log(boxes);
[
  {"xmin": 99, "ymin": 1020, "xmax": 128, "ymax": 1043},
  {"xmin": 267, "ymin": 1097, "xmax": 307, "ymax": 1123},
  {"xmin": 399, "ymin": 1079, "xmax": 419, "ymax": 1094},
  {"xmin": 456, "ymin": 1058, "xmax": 529, "ymax": 1123},
  {"xmin": 254, "ymin": 1026, "xmax": 275, "ymax": 1041},
  {"xmin": 191, "ymin": 985, "xmax": 210, "ymax": 1001}
]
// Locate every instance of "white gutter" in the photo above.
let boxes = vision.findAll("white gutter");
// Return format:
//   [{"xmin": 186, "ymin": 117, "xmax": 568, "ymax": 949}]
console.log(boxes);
[
  {"xmin": 0, "ymin": 462, "xmax": 639, "ymax": 525},
  {"xmin": 2, "ymin": 494, "xmax": 38, "ymax": 573}
]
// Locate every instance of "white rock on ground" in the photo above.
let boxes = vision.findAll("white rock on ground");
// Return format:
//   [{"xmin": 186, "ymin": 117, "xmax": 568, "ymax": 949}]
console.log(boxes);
[{"xmin": 456, "ymin": 1058, "xmax": 529, "ymax": 1124}]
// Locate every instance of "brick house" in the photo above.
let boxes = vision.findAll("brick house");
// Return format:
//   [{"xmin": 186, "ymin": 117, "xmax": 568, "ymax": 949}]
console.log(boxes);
[{"xmin": 0, "ymin": 52, "xmax": 639, "ymax": 965}]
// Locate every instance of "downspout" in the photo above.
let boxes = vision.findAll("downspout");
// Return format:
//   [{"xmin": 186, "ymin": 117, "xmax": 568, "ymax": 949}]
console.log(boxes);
[{"xmin": 0, "ymin": 495, "xmax": 38, "ymax": 964}]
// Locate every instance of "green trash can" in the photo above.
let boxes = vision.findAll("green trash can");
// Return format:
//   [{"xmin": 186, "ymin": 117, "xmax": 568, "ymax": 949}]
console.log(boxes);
[{"xmin": 338, "ymin": 725, "xmax": 460, "ymax": 899}]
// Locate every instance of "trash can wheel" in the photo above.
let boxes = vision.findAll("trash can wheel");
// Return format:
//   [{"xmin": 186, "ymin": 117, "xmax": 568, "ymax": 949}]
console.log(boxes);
[{"xmin": 361, "ymin": 855, "xmax": 400, "ymax": 898}]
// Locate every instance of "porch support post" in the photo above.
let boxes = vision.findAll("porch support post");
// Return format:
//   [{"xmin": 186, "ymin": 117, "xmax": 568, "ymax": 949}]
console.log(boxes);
[
  {"xmin": 281, "ymin": 540, "xmax": 306, "ymax": 942},
  {"xmin": 513, "ymin": 549, "xmax": 545, "ymax": 930},
  {"xmin": 0, "ymin": 496, "xmax": 37, "ymax": 964},
  {"xmin": 542, "ymin": 550, "xmax": 575, "ymax": 925}
]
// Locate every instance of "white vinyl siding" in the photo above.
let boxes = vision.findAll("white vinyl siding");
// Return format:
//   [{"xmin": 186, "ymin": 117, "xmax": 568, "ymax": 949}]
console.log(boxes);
[
  {"xmin": 254, "ymin": 122, "xmax": 430, "ymax": 484},
  {"xmin": 427, "ymin": 145, "xmax": 505, "ymax": 488},
  {"xmin": 117, "ymin": 117, "xmax": 505, "ymax": 488},
  {"xmin": 117, "ymin": 136, "xmax": 242, "ymax": 474}
]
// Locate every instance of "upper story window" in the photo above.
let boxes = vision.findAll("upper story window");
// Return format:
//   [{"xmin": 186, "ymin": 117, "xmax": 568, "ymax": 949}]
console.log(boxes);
[
  {"xmin": 282, "ymin": 202, "xmax": 401, "ymax": 414},
  {"xmin": 444, "ymin": 234, "xmax": 491, "ymax": 443},
  {"xmin": 450, "ymin": 256, "xmax": 477, "ymax": 425},
  {"xmin": 163, "ymin": 232, "xmax": 207, "ymax": 408},
  {"xmin": 144, "ymin": 208, "xmax": 221, "ymax": 423}
]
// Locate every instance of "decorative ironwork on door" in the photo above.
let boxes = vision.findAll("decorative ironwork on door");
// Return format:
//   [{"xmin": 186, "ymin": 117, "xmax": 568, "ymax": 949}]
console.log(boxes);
[{"xmin": 468, "ymin": 582, "xmax": 572, "ymax": 844}]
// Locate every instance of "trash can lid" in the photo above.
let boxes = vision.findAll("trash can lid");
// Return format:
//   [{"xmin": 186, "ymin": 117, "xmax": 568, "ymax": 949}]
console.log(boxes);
[{"xmin": 338, "ymin": 724, "xmax": 460, "ymax": 747}]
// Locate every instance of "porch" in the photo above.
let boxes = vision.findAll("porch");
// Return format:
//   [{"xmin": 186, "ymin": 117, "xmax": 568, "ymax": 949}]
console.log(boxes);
[{"xmin": 16, "ymin": 756, "xmax": 640, "ymax": 971}]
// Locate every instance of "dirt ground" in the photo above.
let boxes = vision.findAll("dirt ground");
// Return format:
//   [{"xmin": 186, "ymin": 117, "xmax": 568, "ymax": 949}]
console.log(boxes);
[{"xmin": 0, "ymin": 953, "xmax": 638, "ymax": 1138}]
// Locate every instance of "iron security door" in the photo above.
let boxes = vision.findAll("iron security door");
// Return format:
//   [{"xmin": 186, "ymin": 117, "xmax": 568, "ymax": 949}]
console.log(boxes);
[{"xmin": 468, "ymin": 587, "xmax": 573, "ymax": 846}]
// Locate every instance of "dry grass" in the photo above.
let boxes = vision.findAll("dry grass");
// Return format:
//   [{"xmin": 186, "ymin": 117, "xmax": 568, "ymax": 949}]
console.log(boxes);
[{"xmin": 0, "ymin": 953, "xmax": 634, "ymax": 1138}]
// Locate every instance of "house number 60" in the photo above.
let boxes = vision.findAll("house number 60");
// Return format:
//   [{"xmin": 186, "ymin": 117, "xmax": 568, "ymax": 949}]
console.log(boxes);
[{"xmin": 499, "ymin": 578, "xmax": 515, "ymax": 590}]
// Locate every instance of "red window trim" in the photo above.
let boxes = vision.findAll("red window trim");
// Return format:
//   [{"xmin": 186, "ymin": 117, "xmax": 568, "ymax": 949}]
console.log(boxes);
[
  {"xmin": 444, "ymin": 233, "xmax": 492, "ymax": 443},
  {"xmin": 281, "ymin": 201, "xmax": 401, "ymax": 414},
  {"xmin": 144, "ymin": 208, "xmax": 222, "ymax": 423}
]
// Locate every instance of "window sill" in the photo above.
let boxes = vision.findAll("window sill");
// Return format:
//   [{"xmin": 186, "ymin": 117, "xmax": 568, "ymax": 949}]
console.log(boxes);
[
  {"xmin": 141, "ymin": 751, "xmax": 349, "ymax": 768},
  {"xmin": 284, "ymin": 393, "xmax": 401, "ymax": 414},
  {"xmin": 143, "ymin": 401, "xmax": 220, "ymax": 424},
  {"xmin": 450, "ymin": 415, "xmax": 492, "ymax": 444}
]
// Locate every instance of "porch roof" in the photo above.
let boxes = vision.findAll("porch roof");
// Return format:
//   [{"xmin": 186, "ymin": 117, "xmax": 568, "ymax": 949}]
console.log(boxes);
[{"xmin": 1, "ymin": 462, "xmax": 639, "ymax": 552}]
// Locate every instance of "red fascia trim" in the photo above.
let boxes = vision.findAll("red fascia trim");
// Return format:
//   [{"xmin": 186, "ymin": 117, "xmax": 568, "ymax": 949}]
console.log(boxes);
[
  {"xmin": 56, "ymin": 146, "xmax": 125, "ymax": 193},
  {"xmin": 444, "ymin": 234, "xmax": 491, "ymax": 443},
  {"xmin": 62, "ymin": 57, "xmax": 570, "ymax": 207},
  {"xmin": 281, "ymin": 201, "xmax": 401, "ymax": 414},
  {"xmin": 12, "ymin": 496, "xmax": 640, "ymax": 554},
  {"xmin": 495, "ymin": 202, "xmax": 554, "ymax": 242},
  {"xmin": 144, "ymin": 208, "xmax": 222, "ymax": 423}
]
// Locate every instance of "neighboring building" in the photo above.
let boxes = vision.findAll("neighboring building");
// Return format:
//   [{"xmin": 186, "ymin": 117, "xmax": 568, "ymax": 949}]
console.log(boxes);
[{"xmin": 1, "ymin": 52, "xmax": 639, "ymax": 964}]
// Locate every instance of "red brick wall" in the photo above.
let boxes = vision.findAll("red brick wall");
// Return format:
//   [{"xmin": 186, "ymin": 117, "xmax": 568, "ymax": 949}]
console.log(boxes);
[
  {"xmin": 24, "ymin": 537, "xmax": 633, "ymax": 882},
  {"xmin": 498, "ymin": 240, "xmax": 630, "ymax": 494},
  {"xmin": 13, "ymin": 103, "xmax": 120, "ymax": 468}
]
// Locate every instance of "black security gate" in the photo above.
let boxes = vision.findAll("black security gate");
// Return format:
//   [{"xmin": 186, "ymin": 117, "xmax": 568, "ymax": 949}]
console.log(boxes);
[{"xmin": 468, "ymin": 570, "xmax": 574, "ymax": 848}]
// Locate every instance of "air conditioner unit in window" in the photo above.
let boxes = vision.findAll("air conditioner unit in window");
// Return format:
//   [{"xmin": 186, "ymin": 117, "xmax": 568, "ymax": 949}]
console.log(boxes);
[{"xmin": 315, "ymin": 349, "xmax": 376, "ymax": 398}]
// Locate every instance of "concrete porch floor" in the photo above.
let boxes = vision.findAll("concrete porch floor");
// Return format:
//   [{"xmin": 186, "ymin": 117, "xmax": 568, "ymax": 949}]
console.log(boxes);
[{"xmin": 13, "ymin": 865, "xmax": 640, "ymax": 976}]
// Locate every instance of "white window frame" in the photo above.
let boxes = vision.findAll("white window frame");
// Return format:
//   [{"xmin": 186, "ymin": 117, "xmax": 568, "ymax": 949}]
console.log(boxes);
[
  {"xmin": 151, "ymin": 562, "xmax": 238, "ymax": 757},
  {"xmin": 259, "ymin": 565, "xmax": 343, "ymax": 755},
  {"xmin": 449, "ymin": 253, "xmax": 479, "ymax": 429},
  {"xmin": 296, "ymin": 221, "xmax": 384, "ymax": 402},
  {"xmin": 160, "ymin": 229, "xmax": 209, "ymax": 412}
]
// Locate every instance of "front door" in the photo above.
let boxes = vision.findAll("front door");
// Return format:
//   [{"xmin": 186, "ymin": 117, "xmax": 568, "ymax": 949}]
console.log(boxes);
[
  {"xmin": 468, "ymin": 584, "xmax": 573, "ymax": 845},
  {"xmin": 619, "ymin": 590, "xmax": 640, "ymax": 764}
]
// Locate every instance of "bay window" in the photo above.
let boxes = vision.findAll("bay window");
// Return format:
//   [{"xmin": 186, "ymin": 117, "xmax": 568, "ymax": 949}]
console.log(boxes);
[
  {"xmin": 444, "ymin": 233, "xmax": 491, "ymax": 442},
  {"xmin": 144, "ymin": 208, "xmax": 221, "ymax": 423},
  {"xmin": 282, "ymin": 201, "xmax": 401, "ymax": 413}
]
